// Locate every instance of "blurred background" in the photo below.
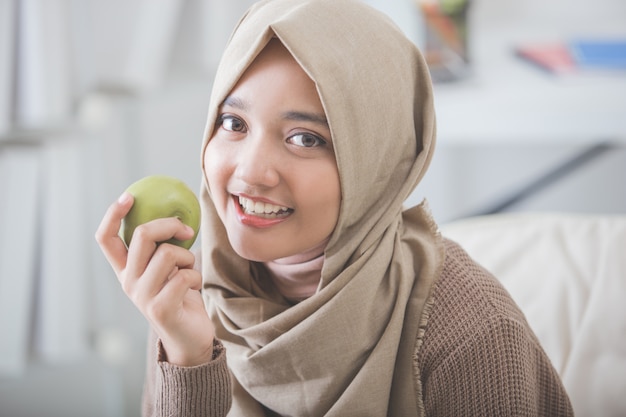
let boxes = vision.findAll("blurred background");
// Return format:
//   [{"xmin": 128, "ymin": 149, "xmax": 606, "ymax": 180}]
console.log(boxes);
[{"xmin": 0, "ymin": 0, "xmax": 624, "ymax": 416}]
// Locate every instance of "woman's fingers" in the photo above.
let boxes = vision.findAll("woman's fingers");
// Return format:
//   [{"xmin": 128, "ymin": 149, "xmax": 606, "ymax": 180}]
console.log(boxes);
[
  {"xmin": 96, "ymin": 192, "xmax": 195, "ymax": 287},
  {"xmin": 95, "ymin": 193, "xmax": 212, "ymax": 366},
  {"xmin": 95, "ymin": 192, "xmax": 134, "ymax": 275},
  {"xmin": 129, "ymin": 242, "xmax": 197, "ymax": 304},
  {"xmin": 124, "ymin": 217, "xmax": 196, "ymax": 279},
  {"xmin": 148, "ymin": 268, "xmax": 203, "ymax": 322}
]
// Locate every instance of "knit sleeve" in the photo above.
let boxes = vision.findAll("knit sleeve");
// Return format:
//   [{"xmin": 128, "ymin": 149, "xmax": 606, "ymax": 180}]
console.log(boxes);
[
  {"xmin": 417, "ymin": 239, "xmax": 574, "ymax": 417},
  {"xmin": 421, "ymin": 313, "xmax": 573, "ymax": 416},
  {"xmin": 142, "ymin": 329, "xmax": 232, "ymax": 417}
]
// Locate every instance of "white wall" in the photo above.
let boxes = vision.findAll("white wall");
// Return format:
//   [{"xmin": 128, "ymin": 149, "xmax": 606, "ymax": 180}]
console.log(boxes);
[{"xmin": 409, "ymin": 144, "xmax": 626, "ymax": 224}]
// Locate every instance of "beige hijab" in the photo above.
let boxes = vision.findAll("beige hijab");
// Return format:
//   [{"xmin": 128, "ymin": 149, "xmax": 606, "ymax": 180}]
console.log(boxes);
[{"xmin": 200, "ymin": 0, "xmax": 443, "ymax": 415}]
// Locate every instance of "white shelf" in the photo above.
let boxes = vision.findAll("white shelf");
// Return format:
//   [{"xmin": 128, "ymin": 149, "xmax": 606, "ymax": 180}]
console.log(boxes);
[{"xmin": 431, "ymin": 0, "xmax": 626, "ymax": 146}]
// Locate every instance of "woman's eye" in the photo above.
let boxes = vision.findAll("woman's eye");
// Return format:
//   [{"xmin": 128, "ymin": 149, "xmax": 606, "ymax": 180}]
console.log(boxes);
[
  {"xmin": 288, "ymin": 133, "xmax": 326, "ymax": 148},
  {"xmin": 220, "ymin": 115, "xmax": 246, "ymax": 132}
]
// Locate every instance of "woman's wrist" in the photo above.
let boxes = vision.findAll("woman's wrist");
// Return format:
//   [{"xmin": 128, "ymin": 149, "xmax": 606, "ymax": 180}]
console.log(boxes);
[{"xmin": 159, "ymin": 338, "xmax": 215, "ymax": 367}]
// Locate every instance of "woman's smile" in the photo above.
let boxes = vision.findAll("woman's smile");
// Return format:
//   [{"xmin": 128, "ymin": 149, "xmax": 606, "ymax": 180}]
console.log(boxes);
[{"xmin": 233, "ymin": 195, "xmax": 293, "ymax": 228}]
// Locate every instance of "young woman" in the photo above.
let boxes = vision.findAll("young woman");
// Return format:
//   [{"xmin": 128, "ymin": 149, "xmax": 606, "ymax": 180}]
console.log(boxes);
[{"xmin": 96, "ymin": 0, "xmax": 574, "ymax": 415}]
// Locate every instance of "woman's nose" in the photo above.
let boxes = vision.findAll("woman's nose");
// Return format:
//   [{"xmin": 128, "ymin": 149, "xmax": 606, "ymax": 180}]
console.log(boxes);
[{"xmin": 234, "ymin": 134, "xmax": 280, "ymax": 187}]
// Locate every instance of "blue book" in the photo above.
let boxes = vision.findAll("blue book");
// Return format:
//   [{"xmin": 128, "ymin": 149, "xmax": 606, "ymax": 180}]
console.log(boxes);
[{"xmin": 570, "ymin": 40, "xmax": 626, "ymax": 69}]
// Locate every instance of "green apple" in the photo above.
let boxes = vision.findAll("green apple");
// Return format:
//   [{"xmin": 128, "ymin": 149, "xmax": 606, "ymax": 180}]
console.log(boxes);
[{"xmin": 120, "ymin": 175, "xmax": 201, "ymax": 249}]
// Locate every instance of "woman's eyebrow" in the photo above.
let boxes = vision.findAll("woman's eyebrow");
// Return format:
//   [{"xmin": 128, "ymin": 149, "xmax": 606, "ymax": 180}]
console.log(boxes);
[
  {"xmin": 222, "ymin": 95, "xmax": 328, "ymax": 127},
  {"xmin": 222, "ymin": 96, "xmax": 248, "ymax": 111},
  {"xmin": 282, "ymin": 111, "xmax": 328, "ymax": 127}
]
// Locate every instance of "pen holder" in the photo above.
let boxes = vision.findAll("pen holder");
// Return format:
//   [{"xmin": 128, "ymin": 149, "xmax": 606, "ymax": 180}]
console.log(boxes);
[{"xmin": 417, "ymin": 0, "xmax": 472, "ymax": 82}]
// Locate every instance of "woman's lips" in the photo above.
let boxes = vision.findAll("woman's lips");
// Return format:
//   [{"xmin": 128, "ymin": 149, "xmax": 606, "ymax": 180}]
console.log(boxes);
[{"xmin": 233, "ymin": 195, "xmax": 293, "ymax": 228}]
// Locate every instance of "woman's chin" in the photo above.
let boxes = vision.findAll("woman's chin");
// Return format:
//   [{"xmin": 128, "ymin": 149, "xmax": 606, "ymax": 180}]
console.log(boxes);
[{"xmin": 228, "ymin": 236, "xmax": 281, "ymax": 263}]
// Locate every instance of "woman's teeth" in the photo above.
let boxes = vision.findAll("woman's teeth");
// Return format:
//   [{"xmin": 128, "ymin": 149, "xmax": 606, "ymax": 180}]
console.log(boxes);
[{"xmin": 238, "ymin": 196, "xmax": 290, "ymax": 216}]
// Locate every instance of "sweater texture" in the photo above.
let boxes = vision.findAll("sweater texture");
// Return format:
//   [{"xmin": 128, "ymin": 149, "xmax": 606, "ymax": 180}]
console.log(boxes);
[{"xmin": 142, "ymin": 238, "xmax": 574, "ymax": 416}]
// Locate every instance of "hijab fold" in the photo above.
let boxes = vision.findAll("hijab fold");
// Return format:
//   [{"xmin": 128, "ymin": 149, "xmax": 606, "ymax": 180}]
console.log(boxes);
[{"xmin": 200, "ymin": 0, "xmax": 443, "ymax": 415}]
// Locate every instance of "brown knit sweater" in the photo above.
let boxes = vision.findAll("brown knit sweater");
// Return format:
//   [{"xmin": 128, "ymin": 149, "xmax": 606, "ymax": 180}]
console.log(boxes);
[
  {"xmin": 142, "ymin": 238, "xmax": 574, "ymax": 416},
  {"xmin": 417, "ymin": 239, "xmax": 574, "ymax": 416}
]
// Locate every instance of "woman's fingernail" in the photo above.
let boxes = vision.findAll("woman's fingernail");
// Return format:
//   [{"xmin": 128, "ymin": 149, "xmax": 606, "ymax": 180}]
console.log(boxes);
[{"xmin": 118, "ymin": 191, "xmax": 131, "ymax": 204}]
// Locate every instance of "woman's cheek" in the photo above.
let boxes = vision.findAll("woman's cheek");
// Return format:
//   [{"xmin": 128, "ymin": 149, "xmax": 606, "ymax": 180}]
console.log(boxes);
[
  {"xmin": 204, "ymin": 139, "xmax": 223, "ymax": 195},
  {"xmin": 205, "ymin": 137, "xmax": 235, "ymax": 213}
]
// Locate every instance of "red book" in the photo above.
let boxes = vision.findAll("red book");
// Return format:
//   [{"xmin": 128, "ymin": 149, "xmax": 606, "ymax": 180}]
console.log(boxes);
[{"xmin": 515, "ymin": 43, "xmax": 576, "ymax": 74}]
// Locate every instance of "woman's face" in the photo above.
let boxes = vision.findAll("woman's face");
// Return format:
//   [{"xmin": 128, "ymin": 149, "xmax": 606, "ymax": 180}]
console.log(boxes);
[{"xmin": 204, "ymin": 40, "xmax": 341, "ymax": 262}]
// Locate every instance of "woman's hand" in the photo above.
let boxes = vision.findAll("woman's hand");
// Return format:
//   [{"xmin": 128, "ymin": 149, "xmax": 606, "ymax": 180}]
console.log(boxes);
[{"xmin": 95, "ymin": 192, "xmax": 215, "ymax": 366}]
